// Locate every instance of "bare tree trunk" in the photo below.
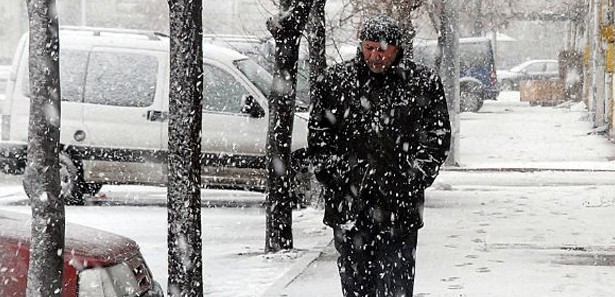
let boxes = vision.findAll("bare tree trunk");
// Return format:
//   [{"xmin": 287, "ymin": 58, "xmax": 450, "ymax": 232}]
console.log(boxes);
[
  {"xmin": 472, "ymin": 0, "xmax": 483, "ymax": 36},
  {"xmin": 440, "ymin": 0, "xmax": 460, "ymax": 166},
  {"xmin": 394, "ymin": 0, "xmax": 424, "ymax": 56},
  {"xmin": 167, "ymin": 0, "xmax": 204, "ymax": 296},
  {"xmin": 24, "ymin": 0, "xmax": 64, "ymax": 296},
  {"xmin": 307, "ymin": 0, "xmax": 327, "ymax": 91},
  {"xmin": 265, "ymin": 0, "xmax": 314, "ymax": 253}
]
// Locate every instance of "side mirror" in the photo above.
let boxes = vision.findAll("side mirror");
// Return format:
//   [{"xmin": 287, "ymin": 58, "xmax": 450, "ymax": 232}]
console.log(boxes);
[{"xmin": 241, "ymin": 95, "xmax": 265, "ymax": 118}]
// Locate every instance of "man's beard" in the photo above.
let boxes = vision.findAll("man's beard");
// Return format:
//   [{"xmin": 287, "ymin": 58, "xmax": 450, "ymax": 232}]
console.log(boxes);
[{"xmin": 367, "ymin": 61, "xmax": 387, "ymax": 73}]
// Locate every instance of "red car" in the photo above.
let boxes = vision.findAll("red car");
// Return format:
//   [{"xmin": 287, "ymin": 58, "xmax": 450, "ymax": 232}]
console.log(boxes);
[{"xmin": 0, "ymin": 211, "xmax": 163, "ymax": 297}]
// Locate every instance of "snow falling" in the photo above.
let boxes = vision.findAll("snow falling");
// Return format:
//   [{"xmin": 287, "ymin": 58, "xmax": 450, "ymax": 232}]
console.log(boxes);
[{"xmin": 0, "ymin": 1, "xmax": 614, "ymax": 297}]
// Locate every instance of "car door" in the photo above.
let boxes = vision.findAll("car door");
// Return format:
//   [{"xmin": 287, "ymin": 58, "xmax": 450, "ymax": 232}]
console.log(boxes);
[
  {"xmin": 160, "ymin": 59, "xmax": 269, "ymax": 187},
  {"xmin": 199, "ymin": 61, "xmax": 268, "ymax": 157},
  {"xmin": 79, "ymin": 48, "xmax": 167, "ymax": 184},
  {"xmin": 8, "ymin": 46, "xmax": 87, "ymax": 146}
]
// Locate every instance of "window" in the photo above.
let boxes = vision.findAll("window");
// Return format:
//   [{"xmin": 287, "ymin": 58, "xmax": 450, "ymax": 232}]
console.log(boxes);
[
  {"xmin": 84, "ymin": 52, "xmax": 157, "ymax": 107},
  {"xmin": 546, "ymin": 62, "xmax": 559, "ymax": 72},
  {"xmin": 22, "ymin": 50, "xmax": 88, "ymax": 102},
  {"xmin": 78, "ymin": 262, "xmax": 142, "ymax": 297},
  {"xmin": 234, "ymin": 58, "xmax": 271, "ymax": 96},
  {"xmin": 202, "ymin": 64, "xmax": 248, "ymax": 113},
  {"xmin": 524, "ymin": 63, "xmax": 545, "ymax": 73}
]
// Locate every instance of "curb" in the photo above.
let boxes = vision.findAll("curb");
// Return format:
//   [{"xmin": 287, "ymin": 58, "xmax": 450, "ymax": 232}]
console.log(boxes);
[
  {"xmin": 260, "ymin": 237, "xmax": 334, "ymax": 297},
  {"xmin": 441, "ymin": 167, "xmax": 615, "ymax": 173}
]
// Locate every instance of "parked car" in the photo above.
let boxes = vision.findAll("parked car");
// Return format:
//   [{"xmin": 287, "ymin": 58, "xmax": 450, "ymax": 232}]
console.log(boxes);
[
  {"xmin": 413, "ymin": 37, "xmax": 500, "ymax": 112},
  {"xmin": 0, "ymin": 27, "xmax": 312, "ymax": 205},
  {"xmin": 0, "ymin": 210, "xmax": 163, "ymax": 297},
  {"xmin": 498, "ymin": 59, "xmax": 560, "ymax": 90}
]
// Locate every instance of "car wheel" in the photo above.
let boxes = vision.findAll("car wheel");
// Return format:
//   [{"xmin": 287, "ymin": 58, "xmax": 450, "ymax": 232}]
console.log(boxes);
[
  {"xmin": 460, "ymin": 85, "xmax": 484, "ymax": 112},
  {"xmin": 59, "ymin": 153, "xmax": 85, "ymax": 206}
]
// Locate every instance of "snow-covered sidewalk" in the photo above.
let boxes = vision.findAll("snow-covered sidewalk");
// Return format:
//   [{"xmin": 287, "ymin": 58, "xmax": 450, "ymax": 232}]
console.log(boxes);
[
  {"xmin": 275, "ymin": 173, "xmax": 615, "ymax": 297},
  {"xmin": 458, "ymin": 92, "xmax": 615, "ymax": 169},
  {"xmin": 2, "ymin": 92, "xmax": 615, "ymax": 296},
  {"xmin": 270, "ymin": 92, "xmax": 615, "ymax": 297}
]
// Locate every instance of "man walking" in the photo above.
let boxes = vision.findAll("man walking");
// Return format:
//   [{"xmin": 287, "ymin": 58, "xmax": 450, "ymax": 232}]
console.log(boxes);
[{"xmin": 308, "ymin": 15, "xmax": 451, "ymax": 296}]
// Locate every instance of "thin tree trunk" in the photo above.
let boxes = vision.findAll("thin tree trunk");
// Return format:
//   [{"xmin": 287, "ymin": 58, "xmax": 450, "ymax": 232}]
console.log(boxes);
[
  {"xmin": 167, "ymin": 0, "xmax": 204, "ymax": 296},
  {"xmin": 472, "ymin": 0, "xmax": 483, "ymax": 36},
  {"xmin": 307, "ymin": 0, "xmax": 327, "ymax": 90},
  {"xmin": 440, "ymin": 0, "xmax": 460, "ymax": 166},
  {"xmin": 395, "ymin": 0, "xmax": 423, "ymax": 56},
  {"xmin": 24, "ymin": 0, "xmax": 64, "ymax": 296},
  {"xmin": 265, "ymin": 0, "xmax": 314, "ymax": 253}
]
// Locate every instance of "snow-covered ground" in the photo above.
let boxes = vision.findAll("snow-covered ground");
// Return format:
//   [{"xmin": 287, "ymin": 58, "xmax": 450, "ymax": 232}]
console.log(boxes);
[
  {"xmin": 459, "ymin": 91, "xmax": 615, "ymax": 168},
  {"xmin": 2, "ymin": 92, "xmax": 615, "ymax": 296},
  {"xmin": 275, "ymin": 92, "xmax": 615, "ymax": 297}
]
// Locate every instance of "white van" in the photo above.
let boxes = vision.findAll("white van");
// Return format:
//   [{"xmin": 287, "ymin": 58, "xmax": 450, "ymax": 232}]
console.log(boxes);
[{"xmin": 0, "ymin": 27, "xmax": 311, "ymax": 205}]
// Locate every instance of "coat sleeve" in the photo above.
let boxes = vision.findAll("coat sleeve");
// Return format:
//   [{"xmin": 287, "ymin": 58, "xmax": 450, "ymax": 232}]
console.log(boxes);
[
  {"xmin": 411, "ymin": 72, "xmax": 452, "ymax": 188},
  {"xmin": 308, "ymin": 72, "xmax": 343, "ymax": 189}
]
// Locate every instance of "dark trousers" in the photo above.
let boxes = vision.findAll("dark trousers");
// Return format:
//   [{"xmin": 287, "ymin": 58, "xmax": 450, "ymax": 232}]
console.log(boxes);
[{"xmin": 333, "ymin": 226, "xmax": 418, "ymax": 297}]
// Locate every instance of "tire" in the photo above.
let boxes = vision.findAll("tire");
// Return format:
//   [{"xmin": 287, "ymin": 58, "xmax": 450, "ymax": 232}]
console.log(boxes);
[
  {"xmin": 59, "ymin": 153, "xmax": 85, "ymax": 206},
  {"xmin": 460, "ymin": 85, "xmax": 484, "ymax": 112}
]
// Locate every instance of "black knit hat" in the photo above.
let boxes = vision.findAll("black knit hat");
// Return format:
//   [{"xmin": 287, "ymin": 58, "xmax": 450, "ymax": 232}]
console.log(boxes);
[{"xmin": 359, "ymin": 15, "xmax": 401, "ymax": 46}]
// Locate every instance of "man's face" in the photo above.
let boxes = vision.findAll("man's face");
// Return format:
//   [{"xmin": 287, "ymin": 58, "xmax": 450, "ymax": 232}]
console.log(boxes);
[{"xmin": 361, "ymin": 40, "xmax": 399, "ymax": 74}]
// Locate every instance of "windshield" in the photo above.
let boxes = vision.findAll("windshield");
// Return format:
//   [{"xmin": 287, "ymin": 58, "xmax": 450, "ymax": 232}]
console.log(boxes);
[
  {"xmin": 234, "ymin": 58, "xmax": 309, "ymax": 111},
  {"xmin": 510, "ymin": 61, "xmax": 534, "ymax": 72},
  {"xmin": 234, "ymin": 58, "xmax": 272, "ymax": 97},
  {"xmin": 510, "ymin": 65, "xmax": 524, "ymax": 72}
]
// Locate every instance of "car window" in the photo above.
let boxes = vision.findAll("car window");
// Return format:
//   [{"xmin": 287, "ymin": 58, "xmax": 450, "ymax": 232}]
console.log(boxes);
[
  {"xmin": 0, "ymin": 68, "xmax": 9, "ymax": 96},
  {"xmin": 234, "ymin": 58, "xmax": 271, "ymax": 97},
  {"xmin": 546, "ymin": 62, "xmax": 559, "ymax": 72},
  {"xmin": 21, "ymin": 50, "xmax": 88, "ymax": 102},
  {"xmin": 203, "ymin": 64, "xmax": 248, "ymax": 113},
  {"xmin": 84, "ymin": 52, "xmax": 158, "ymax": 107},
  {"xmin": 524, "ymin": 63, "xmax": 545, "ymax": 73}
]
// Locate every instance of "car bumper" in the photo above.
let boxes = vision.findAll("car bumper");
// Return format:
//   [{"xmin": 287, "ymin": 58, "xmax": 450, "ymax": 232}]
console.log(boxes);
[{"xmin": 0, "ymin": 141, "xmax": 27, "ymax": 174}]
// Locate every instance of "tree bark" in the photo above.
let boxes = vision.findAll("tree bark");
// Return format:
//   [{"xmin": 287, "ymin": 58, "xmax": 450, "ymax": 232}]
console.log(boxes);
[
  {"xmin": 472, "ymin": 0, "xmax": 483, "ymax": 36},
  {"xmin": 24, "ymin": 1, "xmax": 64, "ymax": 296},
  {"xmin": 265, "ymin": 0, "xmax": 314, "ymax": 253},
  {"xmin": 395, "ymin": 0, "xmax": 423, "ymax": 56},
  {"xmin": 167, "ymin": 0, "xmax": 204, "ymax": 296},
  {"xmin": 440, "ymin": 0, "xmax": 460, "ymax": 166},
  {"xmin": 306, "ymin": 0, "xmax": 327, "ymax": 90}
]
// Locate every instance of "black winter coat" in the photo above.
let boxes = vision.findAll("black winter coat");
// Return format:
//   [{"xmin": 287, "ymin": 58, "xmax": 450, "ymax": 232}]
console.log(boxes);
[{"xmin": 308, "ymin": 51, "xmax": 451, "ymax": 231}]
